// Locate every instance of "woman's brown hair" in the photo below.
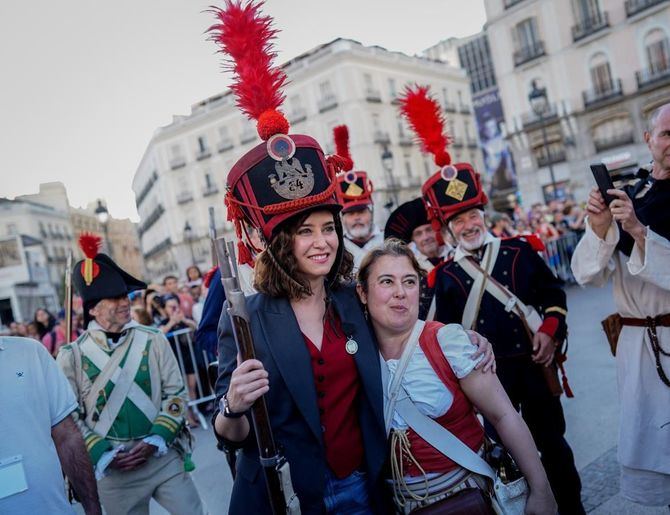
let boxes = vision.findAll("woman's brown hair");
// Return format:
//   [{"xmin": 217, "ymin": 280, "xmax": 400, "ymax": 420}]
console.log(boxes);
[
  {"xmin": 253, "ymin": 209, "xmax": 354, "ymax": 299},
  {"xmin": 357, "ymin": 238, "xmax": 426, "ymax": 293}
]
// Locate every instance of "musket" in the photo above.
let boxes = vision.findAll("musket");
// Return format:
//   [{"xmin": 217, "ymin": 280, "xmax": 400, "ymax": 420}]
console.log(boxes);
[
  {"xmin": 64, "ymin": 250, "xmax": 73, "ymax": 344},
  {"xmin": 215, "ymin": 238, "xmax": 300, "ymax": 515},
  {"xmin": 208, "ymin": 207, "xmax": 218, "ymax": 267}
]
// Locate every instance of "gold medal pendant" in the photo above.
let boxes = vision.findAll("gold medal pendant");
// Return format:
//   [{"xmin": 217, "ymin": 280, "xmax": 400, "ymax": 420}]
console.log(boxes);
[{"xmin": 345, "ymin": 338, "xmax": 358, "ymax": 355}]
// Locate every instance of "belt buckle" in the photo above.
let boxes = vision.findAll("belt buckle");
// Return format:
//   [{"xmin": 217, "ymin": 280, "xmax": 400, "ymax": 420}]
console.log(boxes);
[{"xmin": 505, "ymin": 296, "xmax": 517, "ymax": 312}]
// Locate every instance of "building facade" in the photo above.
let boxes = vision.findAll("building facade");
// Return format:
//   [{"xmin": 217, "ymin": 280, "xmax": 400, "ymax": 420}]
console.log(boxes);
[
  {"xmin": 483, "ymin": 0, "xmax": 670, "ymax": 206},
  {"xmin": 133, "ymin": 38, "xmax": 483, "ymax": 281}
]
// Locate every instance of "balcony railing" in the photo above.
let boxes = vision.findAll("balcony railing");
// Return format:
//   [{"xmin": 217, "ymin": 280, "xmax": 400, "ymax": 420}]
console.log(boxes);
[
  {"xmin": 467, "ymin": 137, "xmax": 478, "ymax": 149},
  {"xmin": 138, "ymin": 204, "xmax": 165, "ymax": 237},
  {"xmin": 636, "ymin": 62, "xmax": 670, "ymax": 90},
  {"xmin": 537, "ymin": 148, "xmax": 567, "ymax": 167},
  {"xmin": 444, "ymin": 101, "xmax": 457, "ymax": 113},
  {"xmin": 451, "ymin": 137, "xmax": 464, "ymax": 148},
  {"xmin": 196, "ymin": 148, "xmax": 211, "ymax": 161},
  {"xmin": 625, "ymin": 0, "xmax": 668, "ymax": 17},
  {"xmin": 169, "ymin": 156, "xmax": 186, "ymax": 170},
  {"xmin": 365, "ymin": 88, "xmax": 382, "ymax": 103},
  {"xmin": 240, "ymin": 131, "xmax": 257, "ymax": 145},
  {"xmin": 143, "ymin": 237, "xmax": 172, "ymax": 261},
  {"xmin": 572, "ymin": 11, "xmax": 610, "ymax": 42},
  {"xmin": 203, "ymin": 185, "xmax": 219, "ymax": 197},
  {"xmin": 288, "ymin": 107, "xmax": 307, "ymax": 124},
  {"xmin": 459, "ymin": 104, "xmax": 472, "ymax": 114},
  {"xmin": 176, "ymin": 191, "xmax": 194, "ymax": 205},
  {"xmin": 582, "ymin": 78, "xmax": 623, "ymax": 109},
  {"xmin": 217, "ymin": 138, "xmax": 234, "ymax": 153},
  {"xmin": 521, "ymin": 104, "xmax": 558, "ymax": 128},
  {"xmin": 594, "ymin": 132, "xmax": 635, "ymax": 152},
  {"xmin": 504, "ymin": 0, "xmax": 526, "ymax": 8},
  {"xmin": 398, "ymin": 134, "xmax": 413, "ymax": 147},
  {"xmin": 317, "ymin": 95, "xmax": 338, "ymax": 113},
  {"xmin": 390, "ymin": 93, "xmax": 401, "ymax": 105},
  {"xmin": 373, "ymin": 131, "xmax": 391, "ymax": 144},
  {"xmin": 514, "ymin": 41, "xmax": 546, "ymax": 67}
]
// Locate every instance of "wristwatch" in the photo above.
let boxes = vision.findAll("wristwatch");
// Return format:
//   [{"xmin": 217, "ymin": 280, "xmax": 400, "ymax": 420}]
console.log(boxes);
[{"xmin": 220, "ymin": 394, "xmax": 244, "ymax": 419}]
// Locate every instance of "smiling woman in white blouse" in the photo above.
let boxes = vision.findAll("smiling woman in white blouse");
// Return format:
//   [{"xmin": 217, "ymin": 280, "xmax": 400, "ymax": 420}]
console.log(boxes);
[{"xmin": 356, "ymin": 239, "xmax": 556, "ymax": 515}]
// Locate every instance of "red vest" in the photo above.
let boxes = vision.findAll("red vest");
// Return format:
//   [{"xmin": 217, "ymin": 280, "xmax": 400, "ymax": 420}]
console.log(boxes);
[
  {"xmin": 404, "ymin": 321, "xmax": 485, "ymax": 476},
  {"xmin": 303, "ymin": 315, "xmax": 364, "ymax": 478}
]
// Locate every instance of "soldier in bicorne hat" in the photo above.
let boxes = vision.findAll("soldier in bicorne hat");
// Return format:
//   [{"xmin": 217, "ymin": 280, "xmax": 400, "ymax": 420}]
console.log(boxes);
[
  {"xmin": 401, "ymin": 85, "xmax": 585, "ymax": 514},
  {"xmin": 56, "ymin": 234, "xmax": 205, "ymax": 515},
  {"xmin": 332, "ymin": 125, "xmax": 384, "ymax": 269}
]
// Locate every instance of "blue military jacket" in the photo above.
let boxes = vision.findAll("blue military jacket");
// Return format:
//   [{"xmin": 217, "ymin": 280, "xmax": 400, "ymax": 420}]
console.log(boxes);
[
  {"xmin": 432, "ymin": 236, "xmax": 568, "ymax": 358},
  {"xmin": 216, "ymin": 285, "xmax": 387, "ymax": 514}
]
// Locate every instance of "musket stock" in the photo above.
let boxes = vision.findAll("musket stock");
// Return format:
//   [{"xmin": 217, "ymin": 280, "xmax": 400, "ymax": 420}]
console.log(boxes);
[{"xmin": 214, "ymin": 237, "xmax": 300, "ymax": 514}]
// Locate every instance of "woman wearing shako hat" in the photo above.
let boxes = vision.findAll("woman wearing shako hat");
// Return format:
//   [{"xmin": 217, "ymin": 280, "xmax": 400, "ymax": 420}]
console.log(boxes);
[{"xmin": 208, "ymin": 2, "xmax": 389, "ymax": 513}]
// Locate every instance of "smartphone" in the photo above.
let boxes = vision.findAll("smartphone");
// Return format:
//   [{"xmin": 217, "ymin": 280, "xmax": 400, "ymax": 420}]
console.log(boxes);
[{"xmin": 590, "ymin": 163, "xmax": 616, "ymax": 205}]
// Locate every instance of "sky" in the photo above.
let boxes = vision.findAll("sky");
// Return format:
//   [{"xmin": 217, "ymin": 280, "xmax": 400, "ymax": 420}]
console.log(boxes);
[{"xmin": 0, "ymin": 1, "xmax": 486, "ymax": 222}]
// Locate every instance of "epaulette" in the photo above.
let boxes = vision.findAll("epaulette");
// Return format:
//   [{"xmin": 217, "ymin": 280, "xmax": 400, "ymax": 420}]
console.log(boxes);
[
  {"xmin": 427, "ymin": 257, "xmax": 452, "ymax": 288},
  {"xmin": 503, "ymin": 233, "xmax": 545, "ymax": 252}
]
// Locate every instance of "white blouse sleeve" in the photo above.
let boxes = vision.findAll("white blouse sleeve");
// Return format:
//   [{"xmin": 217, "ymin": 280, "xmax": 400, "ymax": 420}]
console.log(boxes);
[
  {"xmin": 627, "ymin": 228, "xmax": 670, "ymax": 291},
  {"xmin": 436, "ymin": 323, "xmax": 483, "ymax": 379},
  {"xmin": 570, "ymin": 218, "xmax": 618, "ymax": 287}
]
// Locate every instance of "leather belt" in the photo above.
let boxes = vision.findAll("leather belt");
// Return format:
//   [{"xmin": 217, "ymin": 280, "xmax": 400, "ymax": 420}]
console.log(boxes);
[
  {"xmin": 621, "ymin": 314, "xmax": 670, "ymax": 388},
  {"xmin": 620, "ymin": 314, "xmax": 670, "ymax": 327}
]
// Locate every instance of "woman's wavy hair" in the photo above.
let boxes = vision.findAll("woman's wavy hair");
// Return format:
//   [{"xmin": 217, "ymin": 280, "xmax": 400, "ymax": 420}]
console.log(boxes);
[
  {"xmin": 253, "ymin": 209, "xmax": 354, "ymax": 299},
  {"xmin": 357, "ymin": 238, "xmax": 427, "ymax": 293}
]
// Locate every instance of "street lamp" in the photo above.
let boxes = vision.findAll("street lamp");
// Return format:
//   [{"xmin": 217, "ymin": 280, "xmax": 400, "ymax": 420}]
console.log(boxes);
[
  {"xmin": 94, "ymin": 199, "xmax": 113, "ymax": 256},
  {"xmin": 183, "ymin": 221, "xmax": 196, "ymax": 265},
  {"xmin": 528, "ymin": 80, "xmax": 559, "ymax": 202},
  {"xmin": 380, "ymin": 144, "xmax": 398, "ymax": 209}
]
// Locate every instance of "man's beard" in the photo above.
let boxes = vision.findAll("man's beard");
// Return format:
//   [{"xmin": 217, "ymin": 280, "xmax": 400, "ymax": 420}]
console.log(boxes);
[
  {"xmin": 458, "ymin": 228, "xmax": 486, "ymax": 251},
  {"xmin": 347, "ymin": 223, "xmax": 373, "ymax": 241}
]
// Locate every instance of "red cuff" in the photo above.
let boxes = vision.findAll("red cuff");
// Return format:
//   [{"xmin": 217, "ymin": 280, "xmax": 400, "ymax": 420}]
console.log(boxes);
[{"xmin": 538, "ymin": 316, "xmax": 560, "ymax": 339}]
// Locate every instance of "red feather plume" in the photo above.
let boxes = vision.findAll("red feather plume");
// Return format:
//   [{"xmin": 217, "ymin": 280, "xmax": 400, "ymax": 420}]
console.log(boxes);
[
  {"xmin": 399, "ymin": 85, "xmax": 451, "ymax": 167},
  {"xmin": 333, "ymin": 125, "xmax": 354, "ymax": 172},
  {"xmin": 78, "ymin": 232, "xmax": 101, "ymax": 258},
  {"xmin": 208, "ymin": 1, "xmax": 289, "ymax": 140}
]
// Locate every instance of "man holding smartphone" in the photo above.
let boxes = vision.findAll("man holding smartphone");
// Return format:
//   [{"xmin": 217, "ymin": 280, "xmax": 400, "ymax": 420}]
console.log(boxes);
[{"xmin": 571, "ymin": 103, "xmax": 670, "ymax": 507}]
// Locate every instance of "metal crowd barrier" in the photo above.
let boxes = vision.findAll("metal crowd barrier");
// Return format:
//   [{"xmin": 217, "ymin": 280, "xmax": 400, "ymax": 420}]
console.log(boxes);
[
  {"xmin": 165, "ymin": 327, "xmax": 217, "ymax": 429},
  {"xmin": 540, "ymin": 231, "xmax": 582, "ymax": 285}
]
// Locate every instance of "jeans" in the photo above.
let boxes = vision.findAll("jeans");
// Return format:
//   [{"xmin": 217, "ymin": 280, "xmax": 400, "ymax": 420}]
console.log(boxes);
[{"xmin": 323, "ymin": 469, "xmax": 373, "ymax": 514}]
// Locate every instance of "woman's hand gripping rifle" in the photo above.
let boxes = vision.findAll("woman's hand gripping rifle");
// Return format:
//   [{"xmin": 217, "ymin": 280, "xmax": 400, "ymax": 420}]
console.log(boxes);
[{"xmin": 215, "ymin": 238, "xmax": 300, "ymax": 515}]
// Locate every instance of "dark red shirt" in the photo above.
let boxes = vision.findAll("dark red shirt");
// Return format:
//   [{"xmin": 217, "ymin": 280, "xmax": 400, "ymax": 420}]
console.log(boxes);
[{"xmin": 302, "ymin": 314, "xmax": 364, "ymax": 478}]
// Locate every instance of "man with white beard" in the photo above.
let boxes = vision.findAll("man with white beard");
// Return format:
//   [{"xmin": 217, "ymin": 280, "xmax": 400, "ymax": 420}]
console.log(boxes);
[{"xmin": 425, "ymin": 163, "xmax": 585, "ymax": 515}]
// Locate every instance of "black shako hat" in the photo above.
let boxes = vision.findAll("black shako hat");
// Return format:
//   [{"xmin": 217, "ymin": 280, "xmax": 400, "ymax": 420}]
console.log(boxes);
[
  {"xmin": 384, "ymin": 198, "xmax": 431, "ymax": 244},
  {"xmin": 74, "ymin": 233, "xmax": 146, "ymax": 325}
]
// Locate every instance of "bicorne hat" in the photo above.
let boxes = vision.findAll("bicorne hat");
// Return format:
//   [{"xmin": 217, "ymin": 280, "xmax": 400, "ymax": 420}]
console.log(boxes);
[
  {"xmin": 384, "ymin": 198, "xmax": 430, "ymax": 244},
  {"xmin": 332, "ymin": 125, "xmax": 374, "ymax": 213},
  {"xmin": 208, "ymin": 1, "xmax": 348, "ymax": 265}
]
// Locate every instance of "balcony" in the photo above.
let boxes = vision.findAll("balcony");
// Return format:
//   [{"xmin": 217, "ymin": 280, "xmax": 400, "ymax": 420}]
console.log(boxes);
[
  {"xmin": 390, "ymin": 93, "xmax": 401, "ymax": 105},
  {"xmin": 572, "ymin": 11, "xmax": 609, "ymax": 42},
  {"xmin": 176, "ymin": 191, "xmax": 193, "ymax": 205},
  {"xmin": 582, "ymin": 79, "xmax": 623, "ymax": 109},
  {"xmin": 196, "ymin": 148, "xmax": 211, "ymax": 161},
  {"xmin": 203, "ymin": 185, "xmax": 219, "ymax": 197},
  {"xmin": 365, "ymin": 88, "xmax": 382, "ymax": 103},
  {"xmin": 459, "ymin": 104, "xmax": 472, "ymax": 114},
  {"xmin": 536, "ymin": 148, "xmax": 566, "ymax": 167},
  {"xmin": 143, "ymin": 237, "xmax": 172, "ymax": 261},
  {"xmin": 513, "ymin": 41, "xmax": 546, "ymax": 67},
  {"xmin": 521, "ymin": 104, "xmax": 558, "ymax": 129},
  {"xmin": 288, "ymin": 107, "xmax": 307, "ymax": 124},
  {"xmin": 373, "ymin": 131, "xmax": 391, "ymax": 144},
  {"xmin": 217, "ymin": 138, "xmax": 234, "ymax": 153},
  {"xmin": 138, "ymin": 204, "xmax": 165, "ymax": 237},
  {"xmin": 169, "ymin": 156, "xmax": 186, "ymax": 170},
  {"xmin": 451, "ymin": 137, "xmax": 464, "ymax": 149},
  {"xmin": 636, "ymin": 62, "xmax": 670, "ymax": 90},
  {"xmin": 398, "ymin": 134, "xmax": 413, "ymax": 147},
  {"xmin": 317, "ymin": 95, "xmax": 338, "ymax": 113},
  {"xmin": 594, "ymin": 132, "xmax": 635, "ymax": 152},
  {"xmin": 240, "ymin": 130, "xmax": 257, "ymax": 145},
  {"xmin": 625, "ymin": 0, "xmax": 668, "ymax": 17},
  {"xmin": 467, "ymin": 137, "xmax": 478, "ymax": 149},
  {"xmin": 504, "ymin": 0, "xmax": 526, "ymax": 8},
  {"xmin": 444, "ymin": 101, "xmax": 457, "ymax": 113}
]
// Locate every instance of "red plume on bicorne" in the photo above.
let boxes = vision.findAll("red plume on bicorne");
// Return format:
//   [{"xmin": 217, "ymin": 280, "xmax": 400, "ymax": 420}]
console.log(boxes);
[
  {"xmin": 399, "ymin": 85, "xmax": 451, "ymax": 167},
  {"xmin": 78, "ymin": 233, "xmax": 101, "ymax": 259},
  {"xmin": 207, "ymin": 1, "xmax": 289, "ymax": 141},
  {"xmin": 333, "ymin": 125, "xmax": 354, "ymax": 172},
  {"xmin": 78, "ymin": 232, "xmax": 101, "ymax": 286}
]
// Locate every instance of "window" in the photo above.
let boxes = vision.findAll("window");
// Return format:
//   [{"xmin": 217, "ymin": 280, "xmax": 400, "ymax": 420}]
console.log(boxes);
[
  {"xmin": 204, "ymin": 172, "xmax": 214, "ymax": 188},
  {"xmin": 170, "ymin": 144, "xmax": 182, "ymax": 158},
  {"xmin": 404, "ymin": 156, "xmax": 412, "ymax": 178},
  {"xmin": 589, "ymin": 53, "xmax": 613, "ymax": 94},
  {"xmin": 363, "ymin": 73, "xmax": 373, "ymax": 89},
  {"xmin": 644, "ymin": 29, "xmax": 670, "ymax": 74},
  {"xmin": 6, "ymin": 223, "xmax": 17, "ymax": 236},
  {"xmin": 218, "ymin": 126, "xmax": 229, "ymax": 138},
  {"xmin": 371, "ymin": 114, "xmax": 381, "ymax": 131},
  {"xmin": 572, "ymin": 0, "xmax": 601, "ymax": 23},
  {"xmin": 514, "ymin": 18, "xmax": 540, "ymax": 50},
  {"xmin": 442, "ymin": 87, "xmax": 449, "ymax": 104},
  {"xmin": 197, "ymin": 136, "xmax": 208, "ymax": 152},
  {"xmin": 388, "ymin": 78, "xmax": 397, "ymax": 97},
  {"xmin": 319, "ymin": 81, "xmax": 333, "ymax": 98}
]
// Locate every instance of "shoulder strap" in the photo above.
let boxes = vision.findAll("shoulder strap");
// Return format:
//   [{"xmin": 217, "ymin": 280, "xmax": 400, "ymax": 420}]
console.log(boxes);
[
  {"xmin": 394, "ymin": 391, "xmax": 495, "ymax": 480},
  {"xmin": 461, "ymin": 239, "xmax": 500, "ymax": 330}
]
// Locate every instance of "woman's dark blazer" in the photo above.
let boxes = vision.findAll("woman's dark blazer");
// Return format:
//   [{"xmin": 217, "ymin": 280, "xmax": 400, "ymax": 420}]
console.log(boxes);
[{"xmin": 216, "ymin": 285, "xmax": 388, "ymax": 514}]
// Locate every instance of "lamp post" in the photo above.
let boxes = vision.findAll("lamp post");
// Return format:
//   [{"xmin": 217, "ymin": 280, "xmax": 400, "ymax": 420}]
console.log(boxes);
[
  {"xmin": 380, "ymin": 144, "xmax": 398, "ymax": 210},
  {"xmin": 528, "ymin": 80, "xmax": 559, "ymax": 202},
  {"xmin": 183, "ymin": 221, "xmax": 196, "ymax": 265},
  {"xmin": 94, "ymin": 200, "xmax": 113, "ymax": 257}
]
